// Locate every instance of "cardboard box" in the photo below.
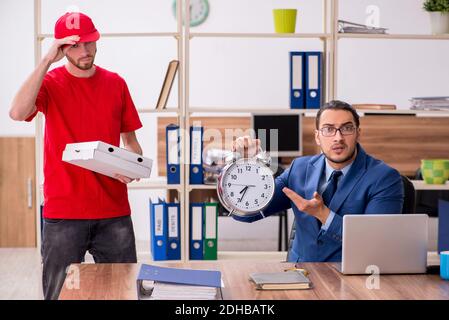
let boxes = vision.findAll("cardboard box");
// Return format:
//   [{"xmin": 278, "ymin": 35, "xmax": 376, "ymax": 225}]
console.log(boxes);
[{"xmin": 62, "ymin": 141, "xmax": 152, "ymax": 179}]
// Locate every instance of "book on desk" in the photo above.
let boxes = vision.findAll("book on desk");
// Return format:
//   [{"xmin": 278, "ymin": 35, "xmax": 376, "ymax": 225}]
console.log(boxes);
[{"xmin": 249, "ymin": 270, "xmax": 312, "ymax": 290}]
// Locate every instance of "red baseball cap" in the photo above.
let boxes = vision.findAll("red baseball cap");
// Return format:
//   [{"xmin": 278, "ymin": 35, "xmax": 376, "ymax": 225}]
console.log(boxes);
[{"xmin": 54, "ymin": 12, "xmax": 100, "ymax": 42}]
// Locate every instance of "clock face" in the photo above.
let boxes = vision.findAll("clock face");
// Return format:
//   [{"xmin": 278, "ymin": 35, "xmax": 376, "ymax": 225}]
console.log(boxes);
[
  {"xmin": 173, "ymin": 0, "xmax": 209, "ymax": 27},
  {"xmin": 219, "ymin": 159, "xmax": 275, "ymax": 215}
]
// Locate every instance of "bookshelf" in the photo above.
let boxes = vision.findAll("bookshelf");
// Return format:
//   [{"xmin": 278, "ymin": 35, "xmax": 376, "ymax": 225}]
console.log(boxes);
[{"xmin": 33, "ymin": 0, "xmax": 449, "ymax": 262}]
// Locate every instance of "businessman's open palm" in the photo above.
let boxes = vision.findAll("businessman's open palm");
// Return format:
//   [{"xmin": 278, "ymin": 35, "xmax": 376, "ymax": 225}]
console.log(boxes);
[{"xmin": 282, "ymin": 187, "xmax": 329, "ymax": 223}]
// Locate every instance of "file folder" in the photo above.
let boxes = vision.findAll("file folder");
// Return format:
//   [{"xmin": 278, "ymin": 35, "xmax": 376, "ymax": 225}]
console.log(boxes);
[
  {"xmin": 305, "ymin": 52, "xmax": 323, "ymax": 109},
  {"xmin": 167, "ymin": 202, "xmax": 181, "ymax": 260},
  {"xmin": 137, "ymin": 264, "xmax": 222, "ymax": 288},
  {"xmin": 203, "ymin": 202, "xmax": 218, "ymax": 260},
  {"xmin": 438, "ymin": 200, "xmax": 449, "ymax": 253},
  {"xmin": 166, "ymin": 124, "xmax": 180, "ymax": 184},
  {"xmin": 63, "ymin": 141, "xmax": 152, "ymax": 179},
  {"xmin": 150, "ymin": 199, "xmax": 168, "ymax": 261},
  {"xmin": 290, "ymin": 52, "xmax": 305, "ymax": 109},
  {"xmin": 190, "ymin": 125, "xmax": 204, "ymax": 184},
  {"xmin": 190, "ymin": 203, "xmax": 204, "ymax": 260},
  {"xmin": 156, "ymin": 60, "xmax": 179, "ymax": 110}
]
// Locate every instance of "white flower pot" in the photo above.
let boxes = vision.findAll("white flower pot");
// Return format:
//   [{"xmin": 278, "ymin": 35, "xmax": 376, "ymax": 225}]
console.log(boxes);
[{"xmin": 429, "ymin": 12, "xmax": 449, "ymax": 34}]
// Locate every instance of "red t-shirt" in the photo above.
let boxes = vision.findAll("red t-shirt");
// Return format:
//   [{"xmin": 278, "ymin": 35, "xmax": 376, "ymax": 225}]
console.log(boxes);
[{"xmin": 26, "ymin": 65, "xmax": 142, "ymax": 219}]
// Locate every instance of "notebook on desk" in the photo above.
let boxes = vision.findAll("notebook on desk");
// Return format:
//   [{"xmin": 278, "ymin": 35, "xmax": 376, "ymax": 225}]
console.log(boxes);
[{"xmin": 249, "ymin": 270, "xmax": 312, "ymax": 290}]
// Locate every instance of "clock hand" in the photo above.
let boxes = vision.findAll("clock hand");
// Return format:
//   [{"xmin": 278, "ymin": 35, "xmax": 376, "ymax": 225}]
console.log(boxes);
[
  {"xmin": 239, "ymin": 186, "xmax": 248, "ymax": 194},
  {"xmin": 232, "ymin": 184, "xmax": 256, "ymax": 187},
  {"xmin": 239, "ymin": 186, "xmax": 249, "ymax": 203}
]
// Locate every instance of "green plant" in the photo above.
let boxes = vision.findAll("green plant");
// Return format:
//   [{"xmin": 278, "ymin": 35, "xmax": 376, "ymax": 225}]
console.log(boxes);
[{"xmin": 423, "ymin": 0, "xmax": 449, "ymax": 12}]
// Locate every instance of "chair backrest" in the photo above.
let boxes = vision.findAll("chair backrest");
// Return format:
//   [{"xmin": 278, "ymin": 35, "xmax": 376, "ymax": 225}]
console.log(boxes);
[
  {"xmin": 285, "ymin": 175, "xmax": 415, "ymax": 261},
  {"xmin": 285, "ymin": 220, "xmax": 296, "ymax": 262},
  {"xmin": 401, "ymin": 175, "xmax": 416, "ymax": 214}
]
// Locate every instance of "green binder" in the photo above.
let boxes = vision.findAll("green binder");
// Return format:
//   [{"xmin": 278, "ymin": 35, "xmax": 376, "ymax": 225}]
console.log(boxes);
[{"xmin": 203, "ymin": 202, "xmax": 218, "ymax": 260}]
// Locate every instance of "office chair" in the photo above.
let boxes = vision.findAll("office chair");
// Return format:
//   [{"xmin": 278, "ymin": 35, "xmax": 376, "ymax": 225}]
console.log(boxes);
[
  {"xmin": 414, "ymin": 168, "xmax": 449, "ymax": 217},
  {"xmin": 401, "ymin": 175, "xmax": 416, "ymax": 214},
  {"xmin": 285, "ymin": 175, "xmax": 415, "ymax": 261}
]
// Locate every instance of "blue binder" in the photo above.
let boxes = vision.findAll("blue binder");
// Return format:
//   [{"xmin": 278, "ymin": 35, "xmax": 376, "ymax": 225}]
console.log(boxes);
[
  {"xmin": 189, "ymin": 203, "xmax": 204, "ymax": 260},
  {"xmin": 137, "ymin": 264, "xmax": 221, "ymax": 288},
  {"xmin": 305, "ymin": 52, "xmax": 323, "ymax": 109},
  {"xmin": 438, "ymin": 200, "xmax": 449, "ymax": 253},
  {"xmin": 289, "ymin": 51, "xmax": 305, "ymax": 109},
  {"xmin": 150, "ymin": 199, "xmax": 168, "ymax": 261},
  {"xmin": 190, "ymin": 126, "xmax": 204, "ymax": 184},
  {"xmin": 166, "ymin": 124, "xmax": 180, "ymax": 184},
  {"xmin": 167, "ymin": 202, "xmax": 181, "ymax": 260}
]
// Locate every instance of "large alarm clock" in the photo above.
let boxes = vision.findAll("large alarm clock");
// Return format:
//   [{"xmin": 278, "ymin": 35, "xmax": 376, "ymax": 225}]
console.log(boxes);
[
  {"xmin": 172, "ymin": 0, "xmax": 210, "ymax": 27},
  {"xmin": 217, "ymin": 151, "xmax": 275, "ymax": 218}
]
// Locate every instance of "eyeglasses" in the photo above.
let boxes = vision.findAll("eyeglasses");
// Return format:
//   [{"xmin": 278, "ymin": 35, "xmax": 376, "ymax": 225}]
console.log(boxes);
[{"xmin": 319, "ymin": 124, "xmax": 357, "ymax": 137}]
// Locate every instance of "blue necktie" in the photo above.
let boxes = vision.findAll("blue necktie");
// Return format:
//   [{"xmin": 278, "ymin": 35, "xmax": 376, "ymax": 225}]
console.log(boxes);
[{"xmin": 319, "ymin": 170, "xmax": 343, "ymax": 227}]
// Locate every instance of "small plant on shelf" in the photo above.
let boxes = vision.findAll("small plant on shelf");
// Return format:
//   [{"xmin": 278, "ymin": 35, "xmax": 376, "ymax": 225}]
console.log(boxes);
[
  {"xmin": 423, "ymin": 0, "xmax": 449, "ymax": 34},
  {"xmin": 423, "ymin": 0, "xmax": 449, "ymax": 12}
]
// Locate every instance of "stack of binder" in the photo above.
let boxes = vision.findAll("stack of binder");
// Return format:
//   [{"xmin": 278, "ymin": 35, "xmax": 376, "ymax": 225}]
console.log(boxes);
[
  {"xmin": 166, "ymin": 124, "xmax": 205, "ymax": 184},
  {"xmin": 290, "ymin": 51, "xmax": 323, "ymax": 109},
  {"xmin": 149, "ymin": 199, "xmax": 181, "ymax": 261},
  {"xmin": 190, "ymin": 202, "xmax": 219, "ymax": 260}
]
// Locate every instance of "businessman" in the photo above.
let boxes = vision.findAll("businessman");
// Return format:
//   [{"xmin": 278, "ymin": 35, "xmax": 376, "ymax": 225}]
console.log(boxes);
[
  {"xmin": 9, "ymin": 12, "xmax": 142, "ymax": 299},
  {"xmin": 232, "ymin": 100, "xmax": 404, "ymax": 262}
]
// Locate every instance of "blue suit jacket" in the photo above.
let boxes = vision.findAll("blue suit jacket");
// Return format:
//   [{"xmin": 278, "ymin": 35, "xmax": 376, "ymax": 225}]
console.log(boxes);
[{"xmin": 234, "ymin": 144, "xmax": 404, "ymax": 262}]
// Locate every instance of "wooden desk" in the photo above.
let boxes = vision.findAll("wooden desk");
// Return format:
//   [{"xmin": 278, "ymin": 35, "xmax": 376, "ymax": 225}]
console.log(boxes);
[{"xmin": 59, "ymin": 261, "xmax": 449, "ymax": 300}]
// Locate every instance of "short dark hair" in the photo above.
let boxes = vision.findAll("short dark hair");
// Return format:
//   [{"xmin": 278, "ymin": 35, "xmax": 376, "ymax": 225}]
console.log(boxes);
[{"xmin": 315, "ymin": 100, "xmax": 360, "ymax": 129}]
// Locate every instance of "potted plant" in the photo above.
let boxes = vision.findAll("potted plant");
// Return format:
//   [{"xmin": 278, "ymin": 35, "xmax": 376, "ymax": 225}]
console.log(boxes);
[{"xmin": 423, "ymin": 0, "xmax": 449, "ymax": 34}]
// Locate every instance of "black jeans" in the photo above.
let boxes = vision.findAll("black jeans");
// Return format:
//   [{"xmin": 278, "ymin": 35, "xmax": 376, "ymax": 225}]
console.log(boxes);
[{"xmin": 41, "ymin": 215, "xmax": 137, "ymax": 300}]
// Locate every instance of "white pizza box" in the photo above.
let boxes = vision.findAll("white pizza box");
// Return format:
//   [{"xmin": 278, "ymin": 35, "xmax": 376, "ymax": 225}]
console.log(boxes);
[{"xmin": 62, "ymin": 141, "xmax": 152, "ymax": 179}]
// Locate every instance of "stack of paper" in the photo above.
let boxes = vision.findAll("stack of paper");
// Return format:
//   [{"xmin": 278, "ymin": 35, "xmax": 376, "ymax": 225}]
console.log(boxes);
[
  {"xmin": 410, "ymin": 97, "xmax": 449, "ymax": 111},
  {"xmin": 151, "ymin": 282, "xmax": 221, "ymax": 300},
  {"xmin": 338, "ymin": 20, "xmax": 388, "ymax": 34}
]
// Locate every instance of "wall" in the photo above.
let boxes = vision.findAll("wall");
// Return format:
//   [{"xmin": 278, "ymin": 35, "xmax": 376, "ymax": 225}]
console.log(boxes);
[{"xmin": 1, "ymin": 0, "xmax": 448, "ymax": 251}]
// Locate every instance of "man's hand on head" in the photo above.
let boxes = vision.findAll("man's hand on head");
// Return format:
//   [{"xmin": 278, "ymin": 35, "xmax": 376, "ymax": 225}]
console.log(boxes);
[{"xmin": 43, "ymin": 35, "xmax": 80, "ymax": 65}]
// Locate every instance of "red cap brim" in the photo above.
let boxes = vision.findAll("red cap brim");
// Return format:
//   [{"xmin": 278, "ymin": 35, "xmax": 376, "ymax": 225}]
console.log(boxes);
[{"xmin": 77, "ymin": 30, "xmax": 100, "ymax": 43}]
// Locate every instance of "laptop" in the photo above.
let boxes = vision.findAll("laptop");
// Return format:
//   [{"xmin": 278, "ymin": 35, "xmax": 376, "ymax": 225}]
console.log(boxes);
[{"xmin": 333, "ymin": 214, "xmax": 428, "ymax": 274}]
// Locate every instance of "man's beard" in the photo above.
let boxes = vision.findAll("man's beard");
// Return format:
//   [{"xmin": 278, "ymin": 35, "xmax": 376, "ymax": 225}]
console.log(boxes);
[
  {"xmin": 66, "ymin": 55, "xmax": 95, "ymax": 71},
  {"xmin": 322, "ymin": 144, "xmax": 357, "ymax": 164}
]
